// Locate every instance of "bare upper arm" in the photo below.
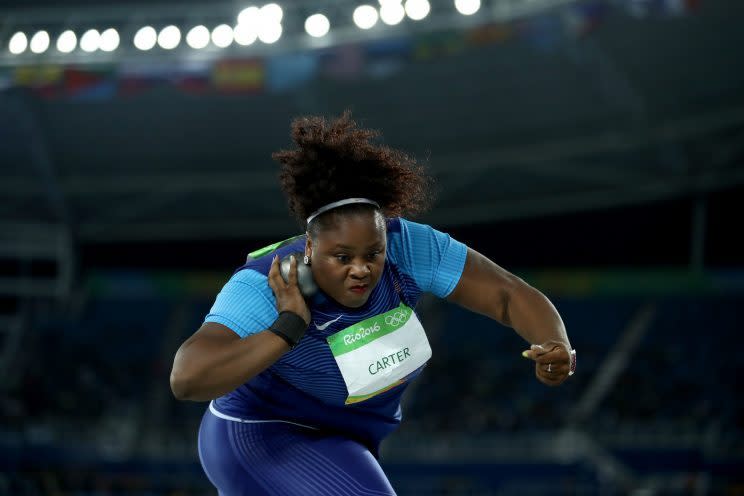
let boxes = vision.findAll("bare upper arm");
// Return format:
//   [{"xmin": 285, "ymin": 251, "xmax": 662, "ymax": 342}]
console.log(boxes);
[
  {"xmin": 170, "ymin": 321, "xmax": 257, "ymax": 400},
  {"xmin": 446, "ymin": 247, "xmax": 520, "ymax": 326},
  {"xmin": 177, "ymin": 321, "xmax": 242, "ymax": 356}
]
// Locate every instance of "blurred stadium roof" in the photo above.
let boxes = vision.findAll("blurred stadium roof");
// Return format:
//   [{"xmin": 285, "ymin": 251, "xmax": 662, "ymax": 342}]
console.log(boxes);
[{"xmin": 1, "ymin": 0, "xmax": 742, "ymax": 255}]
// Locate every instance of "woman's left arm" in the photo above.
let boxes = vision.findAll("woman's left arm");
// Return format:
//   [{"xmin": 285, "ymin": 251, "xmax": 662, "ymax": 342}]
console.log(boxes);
[{"xmin": 446, "ymin": 247, "xmax": 574, "ymax": 386}]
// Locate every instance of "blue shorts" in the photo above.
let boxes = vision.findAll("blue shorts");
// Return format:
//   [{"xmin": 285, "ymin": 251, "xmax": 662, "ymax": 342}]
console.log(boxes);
[{"xmin": 198, "ymin": 403, "xmax": 397, "ymax": 496}]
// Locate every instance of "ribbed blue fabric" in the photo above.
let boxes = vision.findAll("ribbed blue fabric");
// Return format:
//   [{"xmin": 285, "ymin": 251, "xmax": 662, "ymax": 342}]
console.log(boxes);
[
  {"xmin": 198, "ymin": 409, "xmax": 396, "ymax": 496},
  {"xmin": 204, "ymin": 217, "xmax": 467, "ymax": 451},
  {"xmin": 202, "ymin": 270, "xmax": 276, "ymax": 338},
  {"xmin": 205, "ymin": 218, "xmax": 466, "ymax": 338},
  {"xmin": 385, "ymin": 217, "xmax": 466, "ymax": 298}
]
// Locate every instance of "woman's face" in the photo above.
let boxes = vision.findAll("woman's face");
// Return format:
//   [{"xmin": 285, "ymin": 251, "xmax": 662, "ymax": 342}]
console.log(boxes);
[{"xmin": 306, "ymin": 211, "xmax": 387, "ymax": 308}]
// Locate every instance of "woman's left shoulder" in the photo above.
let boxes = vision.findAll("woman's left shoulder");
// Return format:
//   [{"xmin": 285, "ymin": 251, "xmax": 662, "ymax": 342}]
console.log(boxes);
[
  {"xmin": 386, "ymin": 216, "xmax": 402, "ymax": 233},
  {"xmin": 386, "ymin": 216, "xmax": 432, "ymax": 233}
]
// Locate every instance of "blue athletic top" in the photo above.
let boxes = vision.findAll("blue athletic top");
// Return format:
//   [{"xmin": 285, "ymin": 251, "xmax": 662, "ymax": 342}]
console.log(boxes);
[{"xmin": 204, "ymin": 217, "xmax": 467, "ymax": 452}]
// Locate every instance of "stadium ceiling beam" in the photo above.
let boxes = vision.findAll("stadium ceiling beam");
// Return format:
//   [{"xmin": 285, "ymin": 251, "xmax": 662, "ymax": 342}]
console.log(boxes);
[
  {"xmin": 2, "ymin": 106, "xmax": 743, "ymax": 200},
  {"xmin": 437, "ymin": 106, "xmax": 744, "ymax": 174},
  {"xmin": 431, "ymin": 165, "xmax": 744, "ymax": 227},
  {"xmin": 69, "ymin": 163, "xmax": 744, "ymax": 241},
  {"xmin": 78, "ymin": 216, "xmax": 298, "ymax": 242},
  {"xmin": 434, "ymin": 105, "xmax": 744, "ymax": 202},
  {"xmin": 0, "ymin": 171, "xmax": 279, "ymax": 197}
]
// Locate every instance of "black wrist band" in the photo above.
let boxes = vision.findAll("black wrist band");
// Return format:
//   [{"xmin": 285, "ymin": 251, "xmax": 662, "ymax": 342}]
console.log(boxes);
[{"xmin": 269, "ymin": 311, "xmax": 307, "ymax": 349}]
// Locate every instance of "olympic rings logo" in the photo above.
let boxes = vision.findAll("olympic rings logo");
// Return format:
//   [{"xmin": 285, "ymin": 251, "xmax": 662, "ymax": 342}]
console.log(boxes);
[{"xmin": 385, "ymin": 310, "xmax": 408, "ymax": 327}]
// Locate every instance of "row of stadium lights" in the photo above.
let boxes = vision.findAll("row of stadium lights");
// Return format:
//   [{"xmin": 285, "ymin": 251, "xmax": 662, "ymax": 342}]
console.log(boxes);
[{"xmin": 6, "ymin": 0, "xmax": 481, "ymax": 55}]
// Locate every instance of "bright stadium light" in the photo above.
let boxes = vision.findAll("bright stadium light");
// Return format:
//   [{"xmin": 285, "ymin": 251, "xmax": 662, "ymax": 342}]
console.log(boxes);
[
  {"xmin": 158, "ymin": 25, "xmax": 181, "ymax": 49},
  {"xmin": 8, "ymin": 32, "xmax": 28, "ymax": 54},
  {"xmin": 455, "ymin": 0, "xmax": 480, "ymax": 15},
  {"xmin": 99, "ymin": 28, "xmax": 120, "ymax": 52},
  {"xmin": 258, "ymin": 22, "xmax": 282, "ymax": 44},
  {"xmin": 186, "ymin": 25, "xmax": 210, "ymax": 49},
  {"xmin": 260, "ymin": 3, "xmax": 283, "ymax": 23},
  {"xmin": 80, "ymin": 29, "xmax": 101, "ymax": 52},
  {"xmin": 238, "ymin": 6, "xmax": 261, "ymax": 26},
  {"xmin": 353, "ymin": 5, "xmax": 379, "ymax": 29},
  {"xmin": 380, "ymin": 2, "xmax": 405, "ymax": 25},
  {"xmin": 211, "ymin": 24, "xmax": 234, "ymax": 48},
  {"xmin": 30, "ymin": 30, "xmax": 50, "ymax": 54},
  {"xmin": 57, "ymin": 30, "xmax": 77, "ymax": 53},
  {"xmin": 234, "ymin": 23, "xmax": 257, "ymax": 45},
  {"xmin": 305, "ymin": 14, "xmax": 330, "ymax": 38},
  {"xmin": 134, "ymin": 26, "xmax": 157, "ymax": 50},
  {"xmin": 405, "ymin": 0, "xmax": 430, "ymax": 20}
]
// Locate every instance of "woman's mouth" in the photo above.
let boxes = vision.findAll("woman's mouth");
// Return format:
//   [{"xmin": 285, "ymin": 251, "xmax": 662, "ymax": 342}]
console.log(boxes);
[{"xmin": 348, "ymin": 284, "xmax": 368, "ymax": 294}]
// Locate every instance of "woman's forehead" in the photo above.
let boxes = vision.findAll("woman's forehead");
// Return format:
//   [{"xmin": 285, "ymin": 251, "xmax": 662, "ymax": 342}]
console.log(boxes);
[{"xmin": 313, "ymin": 211, "xmax": 386, "ymax": 246}]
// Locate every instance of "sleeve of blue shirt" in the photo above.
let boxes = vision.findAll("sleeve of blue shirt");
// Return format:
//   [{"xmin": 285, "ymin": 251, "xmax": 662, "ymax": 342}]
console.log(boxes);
[
  {"xmin": 203, "ymin": 269, "xmax": 278, "ymax": 338},
  {"xmin": 387, "ymin": 218, "xmax": 468, "ymax": 298}
]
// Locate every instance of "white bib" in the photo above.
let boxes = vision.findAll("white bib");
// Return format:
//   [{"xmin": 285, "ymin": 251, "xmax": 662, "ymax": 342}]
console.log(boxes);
[{"xmin": 326, "ymin": 303, "xmax": 431, "ymax": 404}]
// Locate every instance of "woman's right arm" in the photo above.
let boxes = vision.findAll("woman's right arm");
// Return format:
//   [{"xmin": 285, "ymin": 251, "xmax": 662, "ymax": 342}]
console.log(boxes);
[
  {"xmin": 170, "ymin": 254, "xmax": 311, "ymax": 401},
  {"xmin": 169, "ymin": 323, "xmax": 290, "ymax": 401}
]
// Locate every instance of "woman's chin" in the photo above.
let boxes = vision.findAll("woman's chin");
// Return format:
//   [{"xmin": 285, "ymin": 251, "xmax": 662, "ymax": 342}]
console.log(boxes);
[{"xmin": 335, "ymin": 290, "xmax": 370, "ymax": 308}]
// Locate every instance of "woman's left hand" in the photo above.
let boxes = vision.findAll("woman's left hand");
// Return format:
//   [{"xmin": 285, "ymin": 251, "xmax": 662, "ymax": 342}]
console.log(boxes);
[{"xmin": 522, "ymin": 340, "xmax": 572, "ymax": 386}]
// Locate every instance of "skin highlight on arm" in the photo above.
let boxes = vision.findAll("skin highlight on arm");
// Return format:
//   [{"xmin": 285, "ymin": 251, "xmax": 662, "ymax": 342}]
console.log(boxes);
[
  {"xmin": 447, "ymin": 248, "xmax": 573, "ymax": 385},
  {"xmin": 171, "ymin": 255, "xmax": 311, "ymax": 402},
  {"xmin": 447, "ymin": 248, "xmax": 571, "ymax": 352},
  {"xmin": 170, "ymin": 322, "xmax": 290, "ymax": 401}
]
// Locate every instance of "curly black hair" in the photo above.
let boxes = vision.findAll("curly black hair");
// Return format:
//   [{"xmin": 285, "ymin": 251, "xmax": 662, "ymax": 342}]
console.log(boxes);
[{"xmin": 272, "ymin": 111, "xmax": 432, "ymax": 232}]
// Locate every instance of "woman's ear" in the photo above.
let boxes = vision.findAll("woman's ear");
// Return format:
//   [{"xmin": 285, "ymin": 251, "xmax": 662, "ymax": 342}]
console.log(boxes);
[{"xmin": 305, "ymin": 234, "xmax": 313, "ymax": 263}]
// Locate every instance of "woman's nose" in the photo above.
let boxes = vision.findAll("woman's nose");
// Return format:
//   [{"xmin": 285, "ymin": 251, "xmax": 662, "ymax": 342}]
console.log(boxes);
[{"xmin": 349, "ymin": 262, "xmax": 370, "ymax": 278}]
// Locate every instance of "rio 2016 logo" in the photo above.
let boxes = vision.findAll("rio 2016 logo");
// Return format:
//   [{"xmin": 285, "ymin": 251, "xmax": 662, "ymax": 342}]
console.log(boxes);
[
  {"xmin": 343, "ymin": 322, "xmax": 381, "ymax": 345},
  {"xmin": 340, "ymin": 309, "xmax": 409, "ymax": 347},
  {"xmin": 385, "ymin": 309, "xmax": 408, "ymax": 327}
]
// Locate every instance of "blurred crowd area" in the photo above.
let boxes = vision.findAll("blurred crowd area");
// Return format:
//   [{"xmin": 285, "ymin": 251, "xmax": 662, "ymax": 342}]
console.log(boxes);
[{"xmin": 1, "ymin": 271, "xmax": 742, "ymax": 495}]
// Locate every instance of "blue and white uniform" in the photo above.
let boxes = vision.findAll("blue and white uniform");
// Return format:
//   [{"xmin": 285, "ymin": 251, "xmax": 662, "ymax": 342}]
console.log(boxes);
[{"xmin": 198, "ymin": 218, "xmax": 467, "ymax": 495}]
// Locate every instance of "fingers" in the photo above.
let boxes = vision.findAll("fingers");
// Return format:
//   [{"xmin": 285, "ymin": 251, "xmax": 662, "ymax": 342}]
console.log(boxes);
[
  {"xmin": 535, "ymin": 361, "xmax": 568, "ymax": 386},
  {"xmin": 532, "ymin": 347, "xmax": 568, "ymax": 365},
  {"xmin": 267, "ymin": 254, "xmax": 302, "ymax": 298},
  {"xmin": 267, "ymin": 254, "xmax": 312, "ymax": 325},
  {"xmin": 287, "ymin": 254, "xmax": 299, "ymax": 287},
  {"xmin": 522, "ymin": 342, "xmax": 570, "ymax": 364},
  {"xmin": 536, "ymin": 366, "xmax": 566, "ymax": 386},
  {"xmin": 531, "ymin": 340, "xmax": 566, "ymax": 356},
  {"xmin": 538, "ymin": 362, "xmax": 569, "ymax": 376},
  {"xmin": 522, "ymin": 341, "xmax": 571, "ymax": 386},
  {"xmin": 269, "ymin": 255, "xmax": 287, "ymax": 294},
  {"xmin": 267, "ymin": 255, "xmax": 284, "ymax": 292}
]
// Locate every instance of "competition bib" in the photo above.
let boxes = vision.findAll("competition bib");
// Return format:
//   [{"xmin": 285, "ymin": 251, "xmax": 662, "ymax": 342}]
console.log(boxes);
[{"xmin": 326, "ymin": 304, "xmax": 431, "ymax": 404}]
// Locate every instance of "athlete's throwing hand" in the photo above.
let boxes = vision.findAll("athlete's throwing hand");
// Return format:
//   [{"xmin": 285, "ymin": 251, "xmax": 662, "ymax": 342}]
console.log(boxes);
[
  {"xmin": 522, "ymin": 340, "xmax": 572, "ymax": 386},
  {"xmin": 268, "ymin": 254, "xmax": 311, "ymax": 326}
]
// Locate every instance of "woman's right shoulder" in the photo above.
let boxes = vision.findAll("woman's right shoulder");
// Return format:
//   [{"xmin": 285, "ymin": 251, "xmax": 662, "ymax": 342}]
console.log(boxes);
[
  {"xmin": 206, "ymin": 268, "xmax": 278, "ymax": 338},
  {"xmin": 223, "ymin": 268, "xmax": 272, "ymax": 295},
  {"xmin": 214, "ymin": 268, "xmax": 276, "ymax": 310}
]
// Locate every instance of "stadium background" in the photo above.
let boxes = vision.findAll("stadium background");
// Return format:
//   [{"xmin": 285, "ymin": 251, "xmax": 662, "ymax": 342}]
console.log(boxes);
[{"xmin": 1, "ymin": 0, "xmax": 743, "ymax": 494}]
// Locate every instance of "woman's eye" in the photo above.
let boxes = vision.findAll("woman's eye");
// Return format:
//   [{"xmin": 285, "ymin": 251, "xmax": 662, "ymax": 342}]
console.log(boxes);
[
  {"xmin": 367, "ymin": 252, "xmax": 380, "ymax": 260},
  {"xmin": 335, "ymin": 255, "xmax": 350, "ymax": 263}
]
